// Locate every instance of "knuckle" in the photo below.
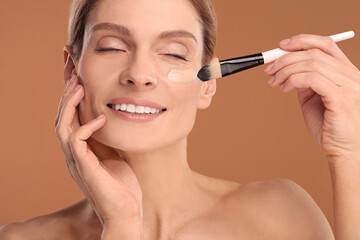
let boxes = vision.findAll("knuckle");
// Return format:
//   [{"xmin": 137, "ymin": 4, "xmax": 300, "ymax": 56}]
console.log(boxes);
[
  {"xmin": 275, "ymin": 71, "xmax": 284, "ymax": 81},
  {"xmin": 287, "ymin": 75, "xmax": 298, "ymax": 87},
  {"xmin": 55, "ymin": 123, "xmax": 68, "ymax": 137},
  {"xmin": 54, "ymin": 125, "xmax": 66, "ymax": 139},
  {"xmin": 54, "ymin": 126, "xmax": 61, "ymax": 136},
  {"xmin": 287, "ymin": 74, "xmax": 296, "ymax": 84},
  {"xmin": 323, "ymin": 36, "xmax": 335, "ymax": 48},
  {"xmin": 275, "ymin": 56, "xmax": 286, "ymax": 67},
  {"xmin": 307, "ymin": 72, "xmax": 319, "ymax": 83},
  {"xmin": 307, "ymin": 58, "xmax": 320, "ymax": 69},
  {"xmin": 307, "ymin": 48, "xmax": 321, "ymax": 58},
  {"xmin": 295, "ymin": 34, "xmax": 308, "ymax": 42},
  {"xmin": 280, "ymin": 68, "xmax": 291, "ymax": 79}
]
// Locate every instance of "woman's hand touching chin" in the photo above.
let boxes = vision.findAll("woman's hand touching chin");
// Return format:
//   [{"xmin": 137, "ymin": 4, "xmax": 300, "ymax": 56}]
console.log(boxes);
[
  {"xmin": 54, "ymin": 75, "xmax": 143, "ymax": 240},
  {"xmin": 264, "ymin": 33, "xmax": 360, "ymax": 162}
]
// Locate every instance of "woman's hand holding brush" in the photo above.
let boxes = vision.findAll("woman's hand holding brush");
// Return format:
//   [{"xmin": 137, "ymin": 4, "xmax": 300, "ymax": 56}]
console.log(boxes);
[{"xmin": 264, "ymin": 33, "xmax": 360, "ymax": 240}]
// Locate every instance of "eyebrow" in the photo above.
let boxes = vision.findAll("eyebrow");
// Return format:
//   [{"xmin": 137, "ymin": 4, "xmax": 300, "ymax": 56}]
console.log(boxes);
[
  {"xmin": 158, "ymin": 30, "xmax": 198, "ymax": 44},
  {"xmin": 89, "ymin": 22, "xmax": 131, "ymax": 36},
  {"xmin": 89, "ymin": 22, "xmax": 197, "ymax": 44}
]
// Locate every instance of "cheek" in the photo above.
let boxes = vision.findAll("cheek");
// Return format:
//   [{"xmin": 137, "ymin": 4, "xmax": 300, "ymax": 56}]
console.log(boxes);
[
  {"xmin": 77, "ymin": 57, "xmax": 119, "ymax": 124},
  {"xmin": 170, "ymin": 82, "xmax": 202, "ymax": 126},
  {"xmin": 79, "ymin": 54, "xmax": 125, "ymax": 86}
]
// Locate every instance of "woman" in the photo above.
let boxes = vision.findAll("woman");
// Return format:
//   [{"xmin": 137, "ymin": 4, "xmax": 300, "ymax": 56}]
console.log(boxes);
[{"xmin": 1, "ymin": 0, "xmax": 359, "ymax": 239}]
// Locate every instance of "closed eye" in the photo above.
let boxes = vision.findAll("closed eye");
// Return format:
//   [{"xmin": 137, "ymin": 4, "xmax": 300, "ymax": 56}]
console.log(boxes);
[
  {"xmin": 164, "ymin": 54, "xmax": 188, "ymax": 61},
  {"xmin": 95, "ymin": 48, "xmax": 126, "ymax": 52}
]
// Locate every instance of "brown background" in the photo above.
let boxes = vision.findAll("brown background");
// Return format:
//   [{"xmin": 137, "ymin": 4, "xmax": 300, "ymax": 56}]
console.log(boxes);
[{"xmin": 0, "ymin": 0, "xmax": 359, "ymax": 231}]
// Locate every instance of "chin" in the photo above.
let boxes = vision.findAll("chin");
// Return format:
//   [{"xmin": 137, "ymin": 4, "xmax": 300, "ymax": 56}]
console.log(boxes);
[
  {"xmin": 91, "ymin": 121, "xmax": 192, "ymax": 155},
  {"xmin": 91, "ymin": 126, "xmax": 167, "ymax": 154}
]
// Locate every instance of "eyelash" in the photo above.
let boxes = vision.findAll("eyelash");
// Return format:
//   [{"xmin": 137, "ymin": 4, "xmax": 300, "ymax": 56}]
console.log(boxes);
[
  {"xmin": 95, "ymin": 48, "xmax": 125, "ymax": 52},
  {"xmin": 165, "ymin": 54, "xmax": 188, "ymax": 62},
  {"xmin": 95, "ymin": 49, "xmax": 188, "ymax": 61}
]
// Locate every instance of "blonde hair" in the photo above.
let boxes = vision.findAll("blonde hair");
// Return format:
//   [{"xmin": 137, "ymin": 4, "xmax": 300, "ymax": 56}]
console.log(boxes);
[{"xmin": 68, "ymin": 0, "xmax": 217, "ymax": 64}]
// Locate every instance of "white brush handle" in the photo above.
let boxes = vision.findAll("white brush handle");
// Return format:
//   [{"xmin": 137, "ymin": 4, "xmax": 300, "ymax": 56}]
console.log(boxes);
[{"xmin": 262, "ymin": 30, "xmax": 355, "ymax": 64}]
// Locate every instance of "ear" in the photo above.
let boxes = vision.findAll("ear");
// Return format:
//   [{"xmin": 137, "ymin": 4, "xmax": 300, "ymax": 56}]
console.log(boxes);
[
  {"xmin": 197, "ymin": 57, "xmax": 218, "ymax": 110},
  {"xmin": 63, "ymin": 45, "xmax": 78, "ymax": 84}
]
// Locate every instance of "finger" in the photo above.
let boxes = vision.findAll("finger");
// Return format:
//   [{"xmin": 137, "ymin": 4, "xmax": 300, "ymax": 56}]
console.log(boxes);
[
  {"xmin": 55, "ymin": 75, "xmax": 78, "ymax": 126},
  {"xmin": 56, "ymin": 86, "xmax": 83, "ymax": 176},
  {"xmin": 87, "ymin": 137, "xmax": 121, "ymax": 161},
  {"xmin": 269, "ymin": 58, "xmax": 348, "ymax": 88},
  {"xmin": 280, "ymin": 72, "xmax": 339, "ymax": 101},
  {"xmin": 266, "ymin": 48, "xmax": 343, "ymax": 76},
  {"xmin": 279, "ymin": 34, "xmax": 356, "ymax": 69},
  {"xmin": 55, "ymin": 85, "xmax": 85, "ymax": 173},
  {"xmin": 295, "ymin": 88, "xmax": 318, "ymax": 106},
  {"xmin": 73, "ymin": 106, "xmax": 81, "ymax": 130},
  {"xmin": 55, "ymin": 84, "xmax": 84, "ymax": 143},
  {"xmin": 55, "ymin": 75, "xmax": 79, "ymax": 127},
  {"xmin": 61, "ymin": 76, "xmax": 80, "ymax": 107},
  {"xmin": 68, "ymin": 114, "xmax": 106, "ymax": 174}
]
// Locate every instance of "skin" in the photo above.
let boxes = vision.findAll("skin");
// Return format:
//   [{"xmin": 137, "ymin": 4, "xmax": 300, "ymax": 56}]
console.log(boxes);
[{"xmin": 1, "ymin": 0, "xmax": 360, "ymax": 239}]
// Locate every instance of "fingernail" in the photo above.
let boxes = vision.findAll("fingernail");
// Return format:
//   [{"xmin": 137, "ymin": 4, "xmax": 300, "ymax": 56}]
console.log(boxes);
[
  {"xmin": 280, "ymin": 38, "xmax": 290, "ymax": 45},
  {"xmin": 264, "ymin": 63, "xmax": 274, "ymax": 72},
  {"xmin": 97, "ymin": 114, "xmax": 105, "ymax": 119}
]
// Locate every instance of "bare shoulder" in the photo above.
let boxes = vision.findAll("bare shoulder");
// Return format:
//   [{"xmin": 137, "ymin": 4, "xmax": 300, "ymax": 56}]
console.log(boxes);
[
  {"xmin": 227, "ymin": 178, "xmax": 334, "ymax": 240},
  {"xmin": 0, "ymin": 199, "xmax": 102, "ymax": 240},
  {"xmin": 0, "ymin": 214, "xmax": 72, "ymax": 240}
]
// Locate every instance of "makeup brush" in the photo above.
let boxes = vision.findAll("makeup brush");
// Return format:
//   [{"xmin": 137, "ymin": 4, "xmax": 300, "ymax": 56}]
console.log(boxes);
[{"xmin": 197, "ymin": 30, "xmax": 355, "ymax": 81}]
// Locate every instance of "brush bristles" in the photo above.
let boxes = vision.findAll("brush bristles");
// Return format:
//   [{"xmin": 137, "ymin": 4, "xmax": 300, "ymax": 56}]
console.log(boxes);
[{"xmin": 197, "ymin": 62, "xmax": 221, "ymax": 81}]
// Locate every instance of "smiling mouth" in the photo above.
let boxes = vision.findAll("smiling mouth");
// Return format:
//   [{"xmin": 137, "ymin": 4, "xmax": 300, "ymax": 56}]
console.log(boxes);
[{"xmin": 107, "ymin": 103, "xmax": 167, "ymax": 114}]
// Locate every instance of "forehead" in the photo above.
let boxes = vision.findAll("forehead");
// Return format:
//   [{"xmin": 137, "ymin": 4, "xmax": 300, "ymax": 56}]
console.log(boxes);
[{"xmin": 86, "ymin": 0, "xmax": 202, "ymax": 40}]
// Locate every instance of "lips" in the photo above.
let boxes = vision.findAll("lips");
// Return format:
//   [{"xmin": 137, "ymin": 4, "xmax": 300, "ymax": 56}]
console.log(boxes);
[
  {"xmin": 107, "ymin": 97, "xmax": 167, "ymax": 110},
  {"xmin": 106, "ymin": 97, "xmax": 167, "ymax": 122}
]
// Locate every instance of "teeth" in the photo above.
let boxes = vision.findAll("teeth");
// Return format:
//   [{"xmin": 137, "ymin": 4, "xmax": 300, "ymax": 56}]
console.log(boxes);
[
  {"xmin": 135, "ymin": 106, "xmax": 145, "ymax": 113},
  {"xmin": 115, "ymin": 105, "xmax": 121, "ymax": 111},
  {"xmin": 109, "ymin": 104, "xmax": 164, "ymax": 114},
  {"xmin": 127, "ymin": 104, "xmax": 136, "ymax": 113}
]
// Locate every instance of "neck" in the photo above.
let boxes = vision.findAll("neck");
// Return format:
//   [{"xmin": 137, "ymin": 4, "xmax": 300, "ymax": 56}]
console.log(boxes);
[{"xmin": 114, "ymin": 138, "xmax": 202, "ymax": 224}]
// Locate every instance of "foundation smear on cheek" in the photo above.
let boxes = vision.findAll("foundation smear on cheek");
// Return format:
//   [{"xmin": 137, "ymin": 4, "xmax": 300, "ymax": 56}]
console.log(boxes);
[{"xmin": 167, "ymin": 69, "xmax": 198, "ymax": 83}]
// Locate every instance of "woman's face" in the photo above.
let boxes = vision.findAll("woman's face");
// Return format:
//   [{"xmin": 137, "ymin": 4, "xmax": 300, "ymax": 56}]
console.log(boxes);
[{"xmin": 74, "ymin": 0, "xmax": 213, "ymax": 153}]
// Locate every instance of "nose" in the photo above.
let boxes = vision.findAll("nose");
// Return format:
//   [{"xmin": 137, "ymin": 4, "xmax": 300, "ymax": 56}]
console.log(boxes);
[{"xmin": 119, "ymin": 53, "xmax": 158, "ymax": 90}]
